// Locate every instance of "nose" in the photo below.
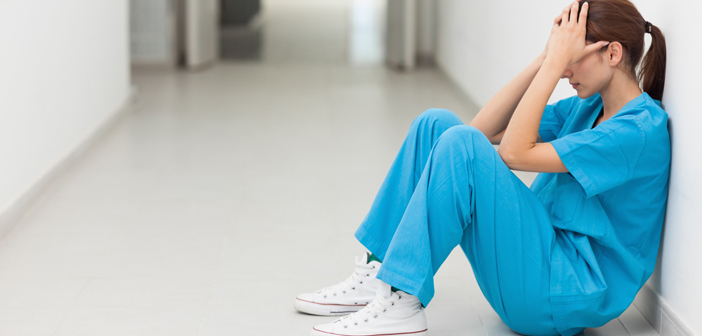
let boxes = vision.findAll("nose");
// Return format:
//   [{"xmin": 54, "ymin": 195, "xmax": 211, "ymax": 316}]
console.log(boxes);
[{"xmin": 561, "ymin": 68, "xmax": 573, "ymax": 79}]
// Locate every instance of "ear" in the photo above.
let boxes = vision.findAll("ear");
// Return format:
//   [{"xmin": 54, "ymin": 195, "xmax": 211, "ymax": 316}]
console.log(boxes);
[{"xmin": 607, "ymin": 41, "xmax": 624, "ymax": 66}]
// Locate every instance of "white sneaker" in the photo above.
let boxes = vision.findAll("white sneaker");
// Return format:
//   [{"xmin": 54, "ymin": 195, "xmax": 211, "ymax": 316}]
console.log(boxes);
[
  {"xmin": 295, "ymin": 253, "xmax": 381, "ymax": 316},
  {"xmin": 310, "ymin": 282, "xmax": 428, "ymax": 336}
]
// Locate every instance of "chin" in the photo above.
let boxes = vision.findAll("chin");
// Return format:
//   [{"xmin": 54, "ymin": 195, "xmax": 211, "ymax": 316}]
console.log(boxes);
[{"xmin": 576, "ymin": 89, "xmax": 596, "ymax": 99}]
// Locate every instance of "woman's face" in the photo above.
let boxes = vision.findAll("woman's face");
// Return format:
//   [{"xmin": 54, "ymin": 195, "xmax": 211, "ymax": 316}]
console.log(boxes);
[{"xmin": 561, "ymin": 43, "xmax": 612, "ymax": 99}]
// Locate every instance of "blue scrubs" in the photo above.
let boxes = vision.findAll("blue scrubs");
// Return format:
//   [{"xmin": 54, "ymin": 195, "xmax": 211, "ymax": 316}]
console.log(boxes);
[{"xmin": 354, "ymin": 92, "xmax": 670, "ymax": 336}]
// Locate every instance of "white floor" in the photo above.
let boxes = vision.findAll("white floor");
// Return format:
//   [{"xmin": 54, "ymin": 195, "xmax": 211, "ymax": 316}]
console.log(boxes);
[{"xmin": 0, "ymin": 0, "xmax": 660, "ymax": 335}]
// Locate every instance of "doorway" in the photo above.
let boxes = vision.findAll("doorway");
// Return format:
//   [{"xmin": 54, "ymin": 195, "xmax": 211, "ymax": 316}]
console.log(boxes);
[{"xmin": 219, "ymin": 0, "xmax": 263, "ymax": 60}]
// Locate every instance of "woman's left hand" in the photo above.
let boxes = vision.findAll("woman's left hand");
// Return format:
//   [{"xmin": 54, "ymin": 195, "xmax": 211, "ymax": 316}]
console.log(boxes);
[{"xmin": 546, "ymin": 1, "xmax": 609, "ymax": 66}]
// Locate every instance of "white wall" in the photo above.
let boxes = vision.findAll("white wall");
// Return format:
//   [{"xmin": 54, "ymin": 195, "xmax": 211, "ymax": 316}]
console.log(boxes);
[
  {"xmin": 435, "ymin": 0, "xmax": 701, "ymax": 334},
  {"xmin": 635, "ymin": 1, "xmax": 702, "ymax": 335},
  {"xmin": 0, "ymin": 1, "xmax": 131, "ymax": 225},
  {"xmin": 436, "ymin": 0, "xmax": 576, "ymax": 106}
]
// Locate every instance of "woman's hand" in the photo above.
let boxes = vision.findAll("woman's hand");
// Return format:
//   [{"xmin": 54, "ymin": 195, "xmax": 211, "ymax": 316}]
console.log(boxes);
[
  {"xmin": 544, "ymin": 1, "xmax": 608, "ymax": 66},
  {"xmin": 500, "ymin": 1, "xmax": 605, "ymax": 171}
]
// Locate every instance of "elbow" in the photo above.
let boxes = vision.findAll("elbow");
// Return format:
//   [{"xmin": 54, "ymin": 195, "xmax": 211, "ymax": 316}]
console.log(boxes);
[{"xmin": 497, "ymin": 147, "xmax": 518, "ymax": 167}]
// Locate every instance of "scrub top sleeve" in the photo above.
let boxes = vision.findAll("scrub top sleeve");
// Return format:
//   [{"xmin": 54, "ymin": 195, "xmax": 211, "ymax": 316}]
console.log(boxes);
[
  {"xmin": 539, "ymin": 96, "xmax": 578, "ymax": 142},
  {"xmin": 550, "ymin": 117, "xmax": 646, "ymax": 198}
]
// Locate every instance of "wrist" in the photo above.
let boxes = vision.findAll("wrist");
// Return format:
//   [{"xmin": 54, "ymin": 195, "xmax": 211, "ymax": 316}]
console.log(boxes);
[
  {"xmin": 536, "ymin": 52, "xmax": 547, "ymax": 64},
  {"xmin": 543, "ymin": 54, "xmax": 569, "ymax": 71}
]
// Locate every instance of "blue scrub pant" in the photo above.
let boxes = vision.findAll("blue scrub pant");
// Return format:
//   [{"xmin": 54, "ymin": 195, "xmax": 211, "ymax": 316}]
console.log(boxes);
[{"xmin": 355, "ymin": 109, "xmax": 564, "ymax": 336}]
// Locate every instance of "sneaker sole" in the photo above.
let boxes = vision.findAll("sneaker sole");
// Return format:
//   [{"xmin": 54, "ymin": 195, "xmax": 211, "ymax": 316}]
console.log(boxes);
[
  {"xmin": 310, "ymin": 327, "xmax": 428, "ymax": 336},
  {"xmin": 295, "ymin": 297, "xmax": 367, "ymax": 316}
]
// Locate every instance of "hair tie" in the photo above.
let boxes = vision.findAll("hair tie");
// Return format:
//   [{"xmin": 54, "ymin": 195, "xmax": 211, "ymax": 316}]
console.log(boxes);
[{"xmin": 645, "ymin": 21, "xmax": 653, "ymax": 34}]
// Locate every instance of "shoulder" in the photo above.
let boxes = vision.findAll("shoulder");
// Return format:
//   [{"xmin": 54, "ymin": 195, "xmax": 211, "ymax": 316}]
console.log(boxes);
[
  {"xmin": 611, "ymin": 93, "xmax": 669, "ymax": 139},
  {"xmin": 604, "ymin": 94, "xmax": 671, "ymax": 168}
]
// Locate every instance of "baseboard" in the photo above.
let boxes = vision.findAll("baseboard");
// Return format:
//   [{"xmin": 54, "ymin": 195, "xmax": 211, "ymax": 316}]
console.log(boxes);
[
  {"xmin": 633, "ymin": 282, "xmax": 694, "ymax": 336},
  {"xmin": 0, "ymin": 85, "xmax": 138, "ymax": 241}
]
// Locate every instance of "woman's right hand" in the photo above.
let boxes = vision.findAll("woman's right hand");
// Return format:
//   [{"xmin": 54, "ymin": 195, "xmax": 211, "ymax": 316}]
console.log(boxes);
[
  {"xmin": 547, "ymin": 1, "xmax": 608, "ymax": 67},
  {"xmin": 543, "ymin": 0, "xmax": 581, "ymax": 57}
]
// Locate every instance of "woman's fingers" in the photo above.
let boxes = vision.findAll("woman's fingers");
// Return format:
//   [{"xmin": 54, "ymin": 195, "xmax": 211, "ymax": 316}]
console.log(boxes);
[
  {"xmin": 569, "ymin": 1, "xmax": 579, "ymax": 26},
  {"xmin": 560, "ymin": 6, "xmax": 570, "ymax": 26},
  {"xmin": 559, "ymin": 1, "xmax": 578, "ymax": 26},
  {"xmin": 583, "ymin": 41, "xmax": 610, "ymax": 54},
  {"xmin": 578, "ymin": 2, "xmax": 589, "ymax": 25},
  {"xmin": 556, "ymin": 1, "xmax": 583, "ymax": 26}
]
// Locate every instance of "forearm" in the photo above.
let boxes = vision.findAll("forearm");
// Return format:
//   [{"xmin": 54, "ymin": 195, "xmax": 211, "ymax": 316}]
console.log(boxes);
[
  {"xmin": 469, "ymin": 53, "xmax": 547, "ymax": 139},
  {"xmin": 499, "ymin": 56, "xmax": 567, "ymax": 156}
]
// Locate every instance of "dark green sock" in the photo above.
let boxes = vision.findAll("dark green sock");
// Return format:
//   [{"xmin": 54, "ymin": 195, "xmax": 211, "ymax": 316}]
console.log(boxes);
[
  {"xmin": 366, "ymin": 253, "xmax": 405, "ymax": 293},
  {"xmin": 367, "ymin": 252, "xmax": 382, "ymax": 264}
]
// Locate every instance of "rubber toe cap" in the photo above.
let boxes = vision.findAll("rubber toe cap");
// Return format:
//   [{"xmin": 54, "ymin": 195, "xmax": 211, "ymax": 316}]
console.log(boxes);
[{"xmin": 297, "ymin": 292, "xmax": 315, "ymax": 302}]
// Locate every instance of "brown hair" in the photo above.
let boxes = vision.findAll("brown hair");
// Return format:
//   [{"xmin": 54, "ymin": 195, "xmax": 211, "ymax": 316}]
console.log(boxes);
[{"xmin": 579, "ymin": 0, "xmax": 667, "ymax": 101}]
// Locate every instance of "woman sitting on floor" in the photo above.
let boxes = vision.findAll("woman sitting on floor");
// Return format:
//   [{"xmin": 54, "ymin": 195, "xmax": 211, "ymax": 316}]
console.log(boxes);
[{"xmin": 295, "ymin": 0, "xmax": 670, "ymax": 335}]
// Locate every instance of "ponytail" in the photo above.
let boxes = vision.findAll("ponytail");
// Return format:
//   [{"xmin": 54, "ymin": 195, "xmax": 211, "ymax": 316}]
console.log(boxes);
[
  {"xmin": 580, "ymin": 0, "xmax": 667, "ymax": 101},
  {"xmin": 638, "ymin": 24, "xmax": 667, "ymax": 101}
]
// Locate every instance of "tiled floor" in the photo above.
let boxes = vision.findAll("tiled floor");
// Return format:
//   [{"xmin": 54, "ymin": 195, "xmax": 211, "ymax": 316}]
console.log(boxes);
[{"xmin": 0, "ymin": 0, "xmax": 660, "ymax": 335}]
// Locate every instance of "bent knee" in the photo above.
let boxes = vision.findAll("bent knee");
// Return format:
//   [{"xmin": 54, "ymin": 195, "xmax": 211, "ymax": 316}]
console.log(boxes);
[
  {"xmin": 440, "ymin": 125, "xmax": 485, "ymax": 142},
  {"xmin": 414, "ymin": 108, "xmax": 462, "ymax": 127},
  {"xmin": 430, "ymin": 126, "xmax": 493, "ymax": 157}
]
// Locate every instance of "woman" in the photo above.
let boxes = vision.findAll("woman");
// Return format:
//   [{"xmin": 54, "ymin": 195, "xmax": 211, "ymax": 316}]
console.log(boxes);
[{"xmin": 295, "ymin": 0, "xmax": 669, "ymax": 335}]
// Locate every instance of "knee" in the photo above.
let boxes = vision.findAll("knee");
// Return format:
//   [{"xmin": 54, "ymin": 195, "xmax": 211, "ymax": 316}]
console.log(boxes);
[
  {"xmin": 413, "ymin": 108, "xmax": 462, "ymax": 129},
  {"xmin": 439, "ymin": 125, "xmax": 485, "ymax": 143},
  {"xmin": 430, "ymin": 125, "xmax": 489, "ymax": 157}
]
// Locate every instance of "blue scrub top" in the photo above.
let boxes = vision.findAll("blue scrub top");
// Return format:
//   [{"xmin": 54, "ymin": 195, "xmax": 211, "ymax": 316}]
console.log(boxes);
[{"xmin": 530, "ymin": 92, "xmax": 671, "ymax": 334}]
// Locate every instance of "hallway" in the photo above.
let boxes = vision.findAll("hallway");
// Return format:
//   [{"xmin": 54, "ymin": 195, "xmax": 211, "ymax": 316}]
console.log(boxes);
[{"xmin": 0, "ymin": 1, "xmax": 662, "ymax": 335}]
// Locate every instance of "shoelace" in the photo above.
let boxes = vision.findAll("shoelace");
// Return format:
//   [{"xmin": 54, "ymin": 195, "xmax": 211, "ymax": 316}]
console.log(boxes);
[
  {"xmin": 336, "ymin": 294, "xmax": 399, "ymax": 328},
  {"xmin": 316, "ymin": 256, "xmax": 377, "ymax": 298}
]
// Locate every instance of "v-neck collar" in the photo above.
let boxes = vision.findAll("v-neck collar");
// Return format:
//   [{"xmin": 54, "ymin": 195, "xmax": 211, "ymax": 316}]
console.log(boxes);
[
  {"xmin": 590, "ymin": 106, "xmax": 604, "ymax": 129},
  {"xmin": 588, "ymin": 99, "xmax": 604, "ymax": 130},
  {"xmin": 587, "ymin": 92, "xmax": 646, "ymax": 130}
]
